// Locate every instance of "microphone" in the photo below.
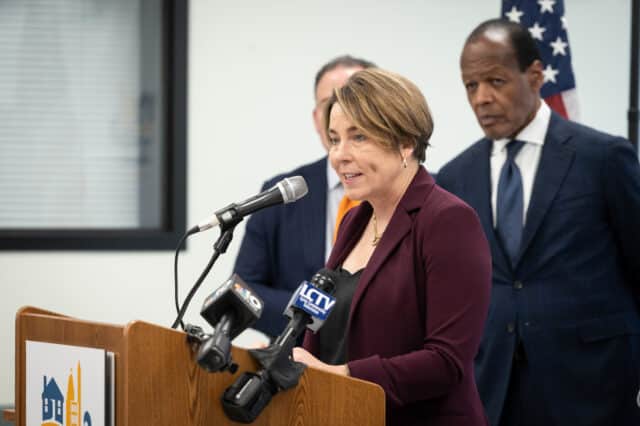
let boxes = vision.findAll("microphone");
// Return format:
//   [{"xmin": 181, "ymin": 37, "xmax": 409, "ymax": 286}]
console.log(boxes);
[
  {"xmin": 274, "ymin": 270, "xmax": 337, "ymax": 347},
  {"xmin": 195, "ymin": 274, "xmax": 264, "ymax": 373},
  {"xmin": 173, "ymin": 178, "xmax": 304, "ymax": 337},
  {"xmin": 193, "ymin": 176, "xmax": 308, "ymax": 233},
  {"xmin": 220, "ymin": 269, "xmax": 337, "ymax": 423}
]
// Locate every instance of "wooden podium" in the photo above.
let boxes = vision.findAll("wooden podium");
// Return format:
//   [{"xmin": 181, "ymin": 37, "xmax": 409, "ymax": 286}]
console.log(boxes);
[{"xmin": 5, "ymin": 306, "xmax": 385, "ymax": 425}]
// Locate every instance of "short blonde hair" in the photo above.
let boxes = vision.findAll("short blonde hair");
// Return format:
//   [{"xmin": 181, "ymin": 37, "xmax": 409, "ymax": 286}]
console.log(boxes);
[{"xmin": 324, "ymin": 68, "xmax": 433, "ymax": 162}]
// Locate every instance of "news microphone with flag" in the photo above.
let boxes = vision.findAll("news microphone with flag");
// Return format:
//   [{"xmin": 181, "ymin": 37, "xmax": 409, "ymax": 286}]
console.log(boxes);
[
  {"xmin": 220, "ymin": 269, "xmax": 338, "ymax": 423},
  {"xmin": 274, "ymin": 269, "xmax": 337, "ymax": 348},
  {"xmin": 191, "ymin": 176, "xmax": 308, "ymax": 233},
  {"xmin": 195, "ymin": 274, "xmax": 264, "ymax": 373}
]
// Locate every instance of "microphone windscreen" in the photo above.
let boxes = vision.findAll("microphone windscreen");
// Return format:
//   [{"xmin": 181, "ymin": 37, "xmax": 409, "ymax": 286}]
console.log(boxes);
[
  {"xmin": 279, "ymin": 176, "xmax": 308, "ymax": 203},
  {"xmin": 311, "ymin": 268, "xmax": 339, "ymax": 293}
]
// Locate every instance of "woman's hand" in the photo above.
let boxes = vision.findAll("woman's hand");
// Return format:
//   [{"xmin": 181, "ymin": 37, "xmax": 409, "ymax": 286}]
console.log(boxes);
[{"xmin": 292, "ymin": 347, "xmax": 350, "ymax": 376}]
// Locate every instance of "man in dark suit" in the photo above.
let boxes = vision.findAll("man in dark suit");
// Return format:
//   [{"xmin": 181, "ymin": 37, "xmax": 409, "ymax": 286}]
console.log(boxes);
[
  {"xmin": 233, "ymin": 55, "xmax": 375, "ymax": 339},
  {"xmin": 437, "ymin": 19, "xmax": 640, "ymax": 426}
]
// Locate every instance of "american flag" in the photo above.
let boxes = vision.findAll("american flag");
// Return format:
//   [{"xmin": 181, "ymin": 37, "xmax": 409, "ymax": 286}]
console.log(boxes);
[{"xmin": 501, "ymin": 0, "xmax": 579, "ymax": 120}]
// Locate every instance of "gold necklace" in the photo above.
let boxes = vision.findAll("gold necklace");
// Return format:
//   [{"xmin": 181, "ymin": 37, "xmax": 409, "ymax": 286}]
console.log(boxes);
[{"xmin": 371, "ymin": 213, "xmax": 381, "ymax": 246}]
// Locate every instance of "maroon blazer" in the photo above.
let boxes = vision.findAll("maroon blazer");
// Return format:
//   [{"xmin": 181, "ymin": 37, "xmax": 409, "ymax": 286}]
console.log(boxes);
[{"xmin": 303, "ymin": 167, "xmax": 492, "ymax": 426}]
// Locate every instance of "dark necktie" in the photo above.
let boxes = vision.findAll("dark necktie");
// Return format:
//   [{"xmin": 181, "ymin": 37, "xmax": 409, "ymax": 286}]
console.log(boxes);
[{"xmin": 496, "ymin": 140, "xmax": 525, "ymax": 266}]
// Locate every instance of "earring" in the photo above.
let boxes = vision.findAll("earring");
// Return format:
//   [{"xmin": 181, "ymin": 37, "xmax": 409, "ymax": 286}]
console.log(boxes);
[{"xmin": 402, "ymin": 156, "xmax": 408, "ymax": 169}]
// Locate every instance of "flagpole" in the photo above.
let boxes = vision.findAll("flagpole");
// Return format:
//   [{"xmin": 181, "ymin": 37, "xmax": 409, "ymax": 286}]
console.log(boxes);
[{"xmin": 629, "ymin": 0, "xmax": 639, "ymax": 151}]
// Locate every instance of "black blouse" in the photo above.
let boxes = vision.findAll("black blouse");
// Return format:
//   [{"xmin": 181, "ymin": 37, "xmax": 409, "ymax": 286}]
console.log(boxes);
[{"xmin": 317, "ymin": 267, "xmax": 363, "ymax": 364}]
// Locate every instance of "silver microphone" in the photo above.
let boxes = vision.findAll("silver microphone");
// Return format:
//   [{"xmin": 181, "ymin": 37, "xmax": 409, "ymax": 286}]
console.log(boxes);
[{"xmin": 194, "ymin": 176, "xmax": 308, "ymax": 232}]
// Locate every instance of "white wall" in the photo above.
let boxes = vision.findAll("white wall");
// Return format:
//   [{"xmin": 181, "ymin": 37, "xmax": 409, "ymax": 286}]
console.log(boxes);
[{"xmin": 0, "ymin": 0, "xmax": 631, "ymax": 405}]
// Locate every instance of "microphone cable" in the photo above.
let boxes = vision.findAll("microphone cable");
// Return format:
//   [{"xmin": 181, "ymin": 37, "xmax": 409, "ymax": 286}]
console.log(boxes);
[
  {"xmin": 171, "ymin": 214, "xmax": 243, "ymax": 329},
  {"xmin": 172, "ymin": 250, "xmax": 219, "ymax": 329},
  {"xmin": 172, "ymin": 227, "xmax": 198, "ymax": 330}
]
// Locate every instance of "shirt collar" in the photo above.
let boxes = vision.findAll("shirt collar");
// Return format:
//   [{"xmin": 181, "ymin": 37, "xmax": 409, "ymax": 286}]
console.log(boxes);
[
  {"xmin": 326, "ymin": 156, "xmax": 341, "ymax": 190},
  {"xmin": 492, "ymin": 101, "xmax": 551, "ymax": 154}
]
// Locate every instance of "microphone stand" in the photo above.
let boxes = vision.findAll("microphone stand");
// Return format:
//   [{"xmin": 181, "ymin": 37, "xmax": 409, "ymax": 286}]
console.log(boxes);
[
  {"xmin": 220, "ymin": 312, "xmax": 308, "ymax": 423},
  {"xmin": 171, "ymin": 211, "xmax": 244, "ymax": 329}
]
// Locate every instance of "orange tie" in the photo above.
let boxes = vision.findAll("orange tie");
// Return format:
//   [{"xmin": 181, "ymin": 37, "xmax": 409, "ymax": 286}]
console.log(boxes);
[{"xmin": 333, "ymin": 195, "xmax": 360, "ymax": 243}]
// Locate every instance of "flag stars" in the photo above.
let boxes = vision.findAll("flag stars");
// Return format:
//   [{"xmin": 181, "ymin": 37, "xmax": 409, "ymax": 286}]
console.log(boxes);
[
  {"xmin": 538, "ymin": 0, "xmax": 556, "ymax": 14},
  {"xmin": 550, "ymin": 37, "xmax": 568, "ymax": 56},
  {"xmin": 529, "ymin": 22, "xmax": 546, "ymax": 40},
  {"xmin": 561, "ymin": 15, "xmax": 568, "ymax": 30},
  {"xmin": 542, "ymin": 64, "xmax": 559, "ymax": 83},
  {"xmin": 505, "ymin": 5, "xmax": 524, "ymax": 23}
]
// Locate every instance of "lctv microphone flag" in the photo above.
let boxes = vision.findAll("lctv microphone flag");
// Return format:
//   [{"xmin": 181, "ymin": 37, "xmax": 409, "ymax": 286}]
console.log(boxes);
[{"xmin": 502, "ymin": 0, "xmax": 579, "ymax": 120}]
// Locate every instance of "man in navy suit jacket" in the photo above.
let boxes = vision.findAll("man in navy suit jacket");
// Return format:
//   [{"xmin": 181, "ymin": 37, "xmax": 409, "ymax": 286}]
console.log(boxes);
[
  {"xmin": 437, "ymin": 19, "xmax": 640, "ymax": 426},
  {"xmin": 233, "ymin": 55, "xmax": 375, "ymax": 338}
]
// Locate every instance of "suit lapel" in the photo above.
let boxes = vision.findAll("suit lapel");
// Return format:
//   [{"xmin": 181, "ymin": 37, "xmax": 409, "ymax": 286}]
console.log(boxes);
[
  {"xmin": 349, "ymin": 205, "xmax": 413, "ymax": 321},
  {"xmin": 347, "ymin": 168, "xmax": 429, "ymax": 323},
  {"xmin": 514, "ymin": 114, "xmax": 575, "ymax": 266},
  {"xmin": 467, "ymin": 140, "xmax": 511, "ymax": 270},
  {"xmin": 302, "ymin": 158, "xmax": 328, "ymax": 269}
]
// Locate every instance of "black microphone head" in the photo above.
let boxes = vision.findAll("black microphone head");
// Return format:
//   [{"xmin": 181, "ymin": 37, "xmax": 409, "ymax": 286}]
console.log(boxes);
[
  {"xmin": 201, "ymin": 274, "xmax": 263, "ymax": 339},
  {"xmin": 310, "ymin": 268, "xmax": 338, "ymax": 294},
  {"xmin": 277, "ymin": 176, "xmax": 308, "ymax": 203}
]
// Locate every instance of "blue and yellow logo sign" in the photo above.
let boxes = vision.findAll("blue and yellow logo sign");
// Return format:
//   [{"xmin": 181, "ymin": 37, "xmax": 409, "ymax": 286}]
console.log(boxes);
[{"xmin": 41, "ymin": 361, "xmax": 92, "ymax": 426}]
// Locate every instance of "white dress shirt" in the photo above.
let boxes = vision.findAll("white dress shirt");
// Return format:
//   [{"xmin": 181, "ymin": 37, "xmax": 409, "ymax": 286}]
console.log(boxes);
[
  {"xmin": 326, "ymin": 159, "xmax": 344, "ymax": 261},
  {"xmin": 491, "ymin": 102, "xmax": 551, "ymax": 228}
]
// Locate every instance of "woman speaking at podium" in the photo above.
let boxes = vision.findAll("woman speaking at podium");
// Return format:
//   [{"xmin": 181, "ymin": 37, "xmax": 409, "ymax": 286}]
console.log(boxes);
[{"xmin": 293, "ymin": 68, "xmax": 492, "ymax": 426}]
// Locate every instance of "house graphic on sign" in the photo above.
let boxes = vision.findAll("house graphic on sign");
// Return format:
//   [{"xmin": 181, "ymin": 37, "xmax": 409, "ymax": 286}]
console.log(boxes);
[
  {"xmin": 41, "ymin": 376, "xmax": 63, "ymax": 425},
  {"xmin": 41, "ymin": 362, "xmax": 92, "ymax": 426}
]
